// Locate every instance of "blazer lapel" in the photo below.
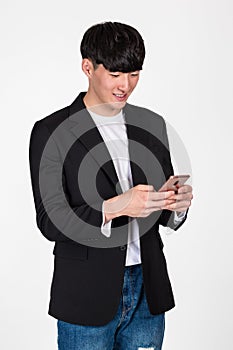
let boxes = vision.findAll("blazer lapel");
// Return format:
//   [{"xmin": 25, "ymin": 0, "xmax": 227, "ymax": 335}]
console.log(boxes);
[
  {"xmin": 68, "ymin": 93, "xmax": 122, "ymax": 194},
  {"xmin": 124, "ymin": 104, "xmax": 150, "ymax": 187}
]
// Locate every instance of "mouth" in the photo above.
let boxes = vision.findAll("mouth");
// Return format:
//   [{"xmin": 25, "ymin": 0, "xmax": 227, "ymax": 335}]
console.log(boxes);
[{"xmin": 113, "ymin": 93, "xmax": 128, "ymax": 102}]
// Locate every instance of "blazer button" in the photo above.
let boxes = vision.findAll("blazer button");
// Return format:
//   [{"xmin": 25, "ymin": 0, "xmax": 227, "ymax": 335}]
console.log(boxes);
[{"xmin": 120, "ymin": 245, "xmax": 126, "ymax": 251}]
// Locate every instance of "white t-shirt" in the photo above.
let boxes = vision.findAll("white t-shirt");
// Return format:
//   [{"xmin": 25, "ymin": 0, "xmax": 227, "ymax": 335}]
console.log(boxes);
[{"xmin": 89, "ymin": 109, "xmax": 184, "ymax": 266}]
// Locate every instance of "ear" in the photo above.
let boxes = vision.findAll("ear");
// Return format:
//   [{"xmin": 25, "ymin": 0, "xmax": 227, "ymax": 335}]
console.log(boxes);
[{"xmin": 82, "ymin": 58, "xmax": 94, "ymax": 78}]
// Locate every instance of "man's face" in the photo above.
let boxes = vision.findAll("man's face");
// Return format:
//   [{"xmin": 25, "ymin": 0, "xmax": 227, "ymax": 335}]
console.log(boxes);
[{"xmin": 84, "ymin": 62, "xmax": 140, "ymax": 114}]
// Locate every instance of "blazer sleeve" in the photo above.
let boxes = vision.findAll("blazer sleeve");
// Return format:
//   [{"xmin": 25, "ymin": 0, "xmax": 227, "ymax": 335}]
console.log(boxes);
[
  {"xmin": 29, "ymin": 121, "xmax": 104, "ymax": 243},
  {"xmin": 158, "ymin": 118, "xmax": 188, "ymax": 230}
]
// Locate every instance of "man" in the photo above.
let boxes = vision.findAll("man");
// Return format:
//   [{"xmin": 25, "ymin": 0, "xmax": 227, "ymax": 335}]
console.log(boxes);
[{"xmin": 29, "ymin": 22, "xmax": 193, "ymax": 350}]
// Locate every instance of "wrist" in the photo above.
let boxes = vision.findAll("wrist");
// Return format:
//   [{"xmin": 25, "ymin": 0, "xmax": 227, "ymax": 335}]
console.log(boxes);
[{"xmin": 103, "ymin": 196, "xmax": 124, "ymax": 223}]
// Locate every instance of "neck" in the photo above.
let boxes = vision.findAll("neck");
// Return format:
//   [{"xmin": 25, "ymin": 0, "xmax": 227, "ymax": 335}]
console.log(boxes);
[{"xmin": 83, "ymin": 92, "xmax": 123, "ymax": 116}]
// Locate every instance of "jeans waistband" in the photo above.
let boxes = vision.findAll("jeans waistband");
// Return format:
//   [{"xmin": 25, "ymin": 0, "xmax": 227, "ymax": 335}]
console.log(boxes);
[{"xmin": 124, "ymin": 263, "xmax": 142, "ymax": 270}]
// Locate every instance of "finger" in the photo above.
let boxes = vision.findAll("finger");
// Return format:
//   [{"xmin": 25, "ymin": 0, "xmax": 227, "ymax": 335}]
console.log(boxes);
[
  {"xmin": 169, "ymin": 193, "xmax": 193, "ymax": 201},
  {"xmin": 143, "ymin": 202, "xmax": 175, "ymax": 215},
  {"xmin": 163, "ymin": 200, "xmax": 191, "ymax": 211},
  {"xmin": 177, "ymin": 185, "xmax": 192, "ymax": 194},
  {"xmin": 161, "ymin": 206, "xmax": 189, "ymax": 212},
  {"xmin": 137, "ymin": 184, "xmax": 155, "ymax": 192},
  {"xmin": 149, "ymin": 191, "xmax": 175, "ymax": 201},
  {"xmin": 146, "ymin": 199, "xmax": 176, "ymax": 209}
]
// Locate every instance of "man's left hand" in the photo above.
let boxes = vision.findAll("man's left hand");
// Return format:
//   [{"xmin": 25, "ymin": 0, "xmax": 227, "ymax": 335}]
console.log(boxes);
[{"xmin": 162, "ymin": 185, "xmax": 193, "ymax": 213}]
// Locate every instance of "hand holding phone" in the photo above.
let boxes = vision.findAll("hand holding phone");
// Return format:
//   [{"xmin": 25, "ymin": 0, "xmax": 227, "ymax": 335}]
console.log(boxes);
[{"xmin": 158, "ymin": 175, "xmax": 190, "ymax": 192}]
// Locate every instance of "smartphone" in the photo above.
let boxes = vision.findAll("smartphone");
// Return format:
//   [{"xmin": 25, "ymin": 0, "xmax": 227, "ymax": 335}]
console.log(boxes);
[{"xmin": 158, "ymin": 175, "xmax": 190, "ymax": 192}]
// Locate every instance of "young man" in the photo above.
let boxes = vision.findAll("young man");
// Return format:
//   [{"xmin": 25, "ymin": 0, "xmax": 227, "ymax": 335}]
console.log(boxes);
[{"xmin": 29, "ymin": 22, "xmax": 193, "ymax": 350}]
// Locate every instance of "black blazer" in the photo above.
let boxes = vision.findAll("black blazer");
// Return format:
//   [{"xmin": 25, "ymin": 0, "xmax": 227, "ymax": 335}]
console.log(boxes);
[{"xmin": 29, "ymin": 92, "xmax": 187, "ymax": 326}]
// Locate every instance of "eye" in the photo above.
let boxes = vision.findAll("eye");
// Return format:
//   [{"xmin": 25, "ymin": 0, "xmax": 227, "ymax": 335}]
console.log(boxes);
[
  {"xmin": 110, "ymin": 73, "xmax": 120, "ymax": 78},
  {"xmin": 130, "ymin": 72, "xmax": 139, "ymax": 77}
]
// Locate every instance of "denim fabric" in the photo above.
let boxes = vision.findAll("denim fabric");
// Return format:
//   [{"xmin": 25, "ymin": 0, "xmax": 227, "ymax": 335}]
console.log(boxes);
[{"xmin": 57, "ymin": 263, "xmax": 165, "ymax": 350}]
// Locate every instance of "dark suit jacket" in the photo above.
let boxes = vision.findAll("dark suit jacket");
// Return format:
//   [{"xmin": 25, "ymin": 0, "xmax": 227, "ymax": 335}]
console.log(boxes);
[{"xmin": 29, "ymin": 92, "xmax": 187, "ymax": 326}]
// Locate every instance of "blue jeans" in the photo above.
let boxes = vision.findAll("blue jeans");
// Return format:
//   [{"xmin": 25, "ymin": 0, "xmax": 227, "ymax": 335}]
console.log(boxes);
[{"xmin": 57, "ymin": 263, "xmax": 165, "ymax": 350}]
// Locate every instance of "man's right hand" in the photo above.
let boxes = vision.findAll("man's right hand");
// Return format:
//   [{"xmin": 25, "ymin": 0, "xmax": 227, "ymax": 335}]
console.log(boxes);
[{"xmin": 103, "ymin": 184, "xmax": 175, "ymax": 224}]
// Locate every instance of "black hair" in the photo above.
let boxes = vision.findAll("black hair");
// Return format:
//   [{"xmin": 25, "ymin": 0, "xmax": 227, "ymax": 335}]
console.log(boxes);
[{"xmin": 80, "ymin": 21, "xmax": 145, "ymax": 73}]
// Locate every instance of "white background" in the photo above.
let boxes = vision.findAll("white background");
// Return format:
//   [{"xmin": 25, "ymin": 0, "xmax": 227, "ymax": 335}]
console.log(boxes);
[{"xmin": 1, "ymin": 0, "xmax": 233, "ymax": 349}]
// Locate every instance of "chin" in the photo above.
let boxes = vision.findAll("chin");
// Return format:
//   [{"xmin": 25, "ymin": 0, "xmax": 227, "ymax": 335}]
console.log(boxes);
[{"xmin": 110, "ymin": 101, "xmax": 126, "ymax": 110}]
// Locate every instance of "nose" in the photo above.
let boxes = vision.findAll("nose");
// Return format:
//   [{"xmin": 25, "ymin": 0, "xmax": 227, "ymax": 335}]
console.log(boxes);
[{"xmin": 118, "ymin": 74, "xmax": 130, "ymax": 91}]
